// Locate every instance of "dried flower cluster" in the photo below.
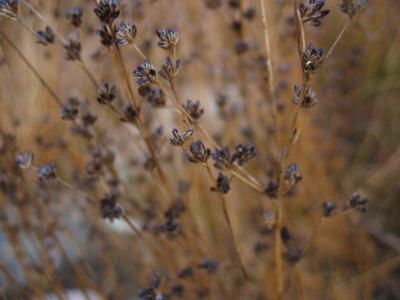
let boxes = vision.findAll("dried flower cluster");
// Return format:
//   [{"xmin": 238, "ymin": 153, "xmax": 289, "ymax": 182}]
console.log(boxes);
[
  {"xmin": 0, "ymin": 0, "xmax": 379, "ymax": 299},
  {"xmin": 0, "ymin": 0, "xmax": 18, "ymax": 20},
  {"xmin": 65, "ymin": 6, "xmax": 83, "ymax": 27},
  {"xmin": 299, "ymin": 0, "xmax": 330, "ymax": 27}
]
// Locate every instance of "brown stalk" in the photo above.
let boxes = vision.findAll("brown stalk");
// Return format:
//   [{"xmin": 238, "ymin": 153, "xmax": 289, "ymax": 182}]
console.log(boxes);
[
  {"xmin": 0, "ymin": 31, "xmax": 63, "ymax": 107},
  {"xmin": 259, "ymin": 0, "xmax": 278, "ymax": 140},
  {"xmin": 204, "ymin": 164, "xmax": 249, "ymax": 281}
]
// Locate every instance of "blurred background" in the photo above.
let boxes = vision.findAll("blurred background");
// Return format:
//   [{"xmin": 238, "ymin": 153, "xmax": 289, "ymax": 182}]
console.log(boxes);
[{"xmin": 0, "ymin": 0, "xmax": 399, "ymax": 299}]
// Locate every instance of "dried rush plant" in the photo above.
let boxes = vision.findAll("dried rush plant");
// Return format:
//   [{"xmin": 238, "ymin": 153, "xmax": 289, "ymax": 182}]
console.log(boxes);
[{"xmin": 0, "ymin": 0, "xmax": 376, "ymax": 299}]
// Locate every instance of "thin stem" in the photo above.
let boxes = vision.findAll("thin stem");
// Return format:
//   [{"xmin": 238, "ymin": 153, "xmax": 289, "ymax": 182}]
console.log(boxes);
[
  {"xmin": 166, "ymin": 81, "xmax": 266, "ymax": 192},
  {"xmin": 205, "ymin": 165, "xmax": 249, "ymax": 281},
  {"xmin": 300, "ymin": 216, "xmax": 322, "ymax": 259},
  {"xmin": 115, "ymin": 44, "xmax": 139, "ymax": 109},
  {"xmin": 272, "ymin": 4, "xmax": 307, "ymax": 299},
  {"xmin": 132, "ymin": 43, "xmax": 147, "ymax": 60},
  {"xmin": 17, "ymin": 18, "xmax": 36, "ymax": 36},
  {"xmin": 0, "ymin": 31, "xmax": 63, "ymax": 107},
  {"xmin": 106, "ymin": 102, "xmax": 127, "ymax": 122},
  {"xmin": 77, "ymin": 59, "xmax": 99, "ymax": 89},
  {"xmin": 110, "ymin": 40, "xmax": 168, "ymax": 186},
  {"xmin": 274, "ymin": 200, "xmax": 284, "ymax": 300},
  {"xmin": 321, "ymin": 18, "xmax": 352, "ymax": 65},
  {"xmin": 259, "ymin": 0, "xmax": 278, "ymax": 138},
  {"xmin": 20, "ymin": 0, "xmax": 67, "ymax": 44},
  {"xmin": 231, "ymin": 169, "xmax": 265, "ymax": 194},
  {"xmin": 16, "ymin": 7, "xmax": 99, "ymax": 91},
  {"xmin": 121, "ymin": 214, "xmax": 144, "ymax": 239}
]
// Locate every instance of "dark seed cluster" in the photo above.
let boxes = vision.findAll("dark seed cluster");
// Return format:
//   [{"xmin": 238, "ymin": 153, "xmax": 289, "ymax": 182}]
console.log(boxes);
[
  {"xmin": 340, "ymin": 0, "xmax": 366, "ymax": 18},
  {"xmin": 283, "ymin": 163, "xmax": 302, "ymax": 185},
  {"xmin": 65, "ymin": 6, "xmax": 83, "ymax": 27},
  {"xmin": 97, "ymin": 82, "xmax": 116, "ymax": 104},
  {"xmin": 139, "ymin": 86, "xmax": 166, "ymax": 107},
  {"xmin": 188, "ymin": 140, "xmax": 211, "ymax": 163},
  {"xmin": 94, "ymin": 0, "xmax": 120, "ymax": 24},
  {"xmin": 302, "ymin": 44, "xmax": 324, "ymax": 76},
  {"xmin": 211, "ymin": 172, "xmax": 230, "ymax": 194},
  {"xmin": 115, "ymin": 22, "xmax": 137, "ymax": 45},
  {"xmin": 16, "ymin": 151, "xmax": 33, "ymax": 169},
  {"xmin": 321, "ymin": 201, "xmax": 337, "ymax": 217},
  {"xmin": 63, "ymin": 39, "xmax": 81, "ymax": 60},
  {"xmin": 100, "ymin": 193, "xmax": 122, "ymax": 221},
  {"xmin": 36, "ymin": 26, "xmax": 55, "ymax": 46},
  {"xmin": 293, "ymin": 84, "xmax": 318, "ymax": 108},
  {"xmin": 133, "ymin": 60, "xmax": 158, "ymax": 86},
  {"xmin": 170, "ymin": 128, "xmax": 193, "ymax": 146},
  {"xmin": 299, "ymin": 0, "xmax": 330, "ymax": 27},
  {"xmin": 97, "ymin": 24, "xmax": 114, "ymax": 46},
  {"xmin": 231, "ymin": 144, "xmax": 256, "ymax": 166},
  {"xmin": 0, "ymin": 0, "xmax": 18, "ymax": 20},
  {"xmin": 182, "ymin": 99, "xmax": 204, "ymax": 121},
  {"xmin": 156, "ymin": 28, "xmax": 180, "ymax": 50},
  {"xmin": 35, "ymin": 163, "xmax": 57, "ymax": 181},
  {"xmin": 348, "ymin": 192, "xmax": 368, "ymax": 212}
]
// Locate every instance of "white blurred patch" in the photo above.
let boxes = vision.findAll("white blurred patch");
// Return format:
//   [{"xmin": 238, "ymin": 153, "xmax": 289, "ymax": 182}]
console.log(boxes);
[
  {"xmin": 103, "ymin": 217, "xmax": 141, "ymax": 235},
  {"xmin": 43, "ymin": 289, "xmax": 100, "ymax": 300}
]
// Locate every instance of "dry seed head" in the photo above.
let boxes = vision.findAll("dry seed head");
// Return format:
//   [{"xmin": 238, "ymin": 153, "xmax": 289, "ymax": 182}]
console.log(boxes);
[
  {"xmin": 211, "ymin": 147, "xmax": 232, "ymax": 170},
  {"xmin": 98, "ymin": 24, "xmax": 114, "ymax": 46},
  {"xmin": 284, "ymin": 163, "xmax": 302, "ymax": 185},
  {"xmin": 182, "ymin": 99, "xmax": 204, "ymax": 121},
  {"xmin": 36, "ymin": 26, "xmax": 55, "ymax": 46},
  {"xmin": 115, "ymin": 22, "xmax": 137, "ymax": 45},
  {"xmin": 211, "ymin": 172, "xmax": 230, "ymax": 194},
  {"xmin": 339, "ymin": 0, "xmax": 366, "ymax": 18},
  {"xmin": 0, "ymin": 0, "xmax": 18, "ymax": 21},
  {"xmin": 16, "ymin": 151, "xmax": 33, "ymax": 169},
  {"xmin": 94, "ymin": 0, "xmax": 120, "ymax": 24},
  {"xmin": 97, "ymin": 82, "xmax": 116, "ymax": 104},
  {"xmin": 123, "ymin": 104, "xmax": 138, "ymax": 123},
  {"xmin": 156, "ymin": 28, "xmax": 180, "ymax": 49},
  {"xmin": 348, "ymin": 192, "xmax": 368, "ymax": 212},
  {"xmin": 170, "ymin": 128, "xmax": 193, "ymax": 146},
  {"xmin": 133, "ymin": 59, "xmax": 158, "ymax": 86},
  {"xmin": 293, "ymin": 84, "xmax": 318, "ymax": 108},
  {"xmin": 65, "ymin": 6, "xmax": 83, "ymax": 27},
  {"xmin": 188, "ymin": 140, "xmax": 211, "ymax": 163},
  {"xmin": 321, "ymin": 201, "xmax": 337, "ymax": 217},
  {"xmin": 160, "ymin": 56, "xmax": 180, "ymax": 80},
  {"xmin": 232, "ymin": 144, "xmax": 256, "ymax": 166},
  {"xmin": 61, "ymin": 101, "xmax": 79, "ymax": 120},
  {"xmin": 302, "ymin": 43, "xmax": 324, "ymax": 75},
  {"xmin": 299, "ymin": 0, "xmax": 330, "ymax": 27},
  {"xmin": 63, "ymin": 39, "xmax": 81, "ymax": 60},
  {"xmin": 36, "ymin": 163, "xmax": 57, "ymax": 181},
  {"xmin": 100, "ymin": 193, "xmax": 122, "ymax": 221}
]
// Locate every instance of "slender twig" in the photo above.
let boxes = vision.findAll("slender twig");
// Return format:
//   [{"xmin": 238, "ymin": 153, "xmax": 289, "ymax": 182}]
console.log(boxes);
[
  {"xmin": 20, "ymin": 0, "xmax": 67, "ymax": 44},
  {"xmin": 0, "ymin": 31, "xmax": 63, "ymax": 107},
  {"xmin": 205, "ymin": 165, "xmax": 249, "ymax": 281},
  {"xmin": 130, "ymin": 43, "xmax": 265, "ymax": 192},
  {"xmin": 19, "ymin": 1, "xmax": 99, "ymax": 90},
  {"xmin": 132, "ymin": 43, "xmax": 147, "ymax": 60},
  {"xmin": 231, "ymin": 169, "xmax": 265, "ymax": 194},
  {"xmin": 259, "ymin": 0, "xmax": 278, "ymax": 138},
  {"xmin": 320, "ymin": 18, "xmax": 352, "ymax": 65}
]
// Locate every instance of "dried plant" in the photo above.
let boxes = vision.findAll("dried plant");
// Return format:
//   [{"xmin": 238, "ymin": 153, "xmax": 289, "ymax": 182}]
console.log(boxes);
[{"xmin": 0, "ymin": 0, "xmax": 398, "ymax": 299}]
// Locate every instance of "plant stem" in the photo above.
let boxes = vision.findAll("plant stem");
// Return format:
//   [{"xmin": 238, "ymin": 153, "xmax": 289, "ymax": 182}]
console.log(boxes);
[
  {"xmin": 0, "ymin": 31, "xmax": 63, "ymax": 107},
  {"xmin": 20, "ymin": 0, "xmax": 67, "ymax": 44},
  {"xmin": 321, "ymin": 18, "xmax": 352, "ymax": 65},
  {"xmin": 204, "ymin": 165, "xmax": 249, "ymax": 281},
  {"xmin": 259, "ymin": 0, "xmax": 278, "ymax": 139}
]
